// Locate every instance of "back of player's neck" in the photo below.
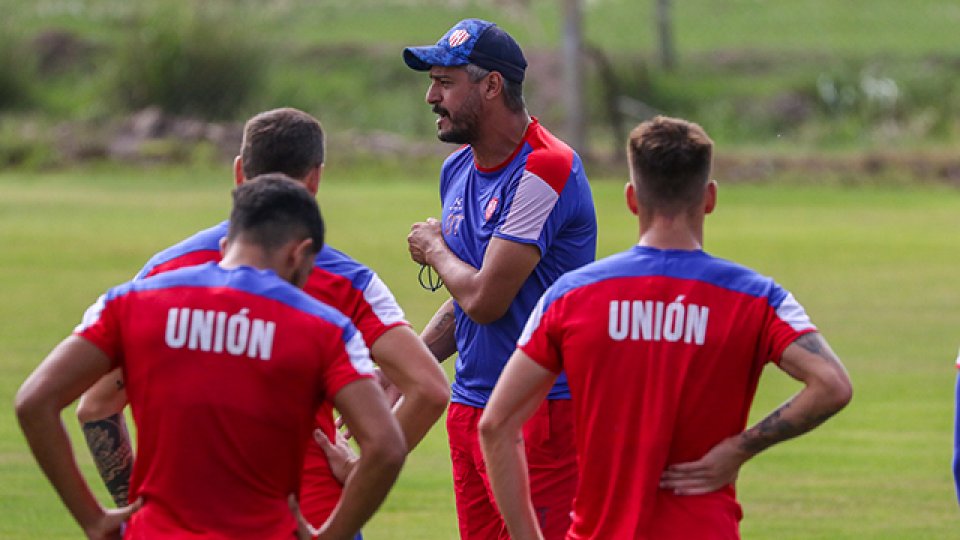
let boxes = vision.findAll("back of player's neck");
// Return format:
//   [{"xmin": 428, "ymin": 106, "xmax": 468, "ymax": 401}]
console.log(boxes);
[{"xmin": 638, "ymin": 217, "xmax": 703, "ymax": 251}]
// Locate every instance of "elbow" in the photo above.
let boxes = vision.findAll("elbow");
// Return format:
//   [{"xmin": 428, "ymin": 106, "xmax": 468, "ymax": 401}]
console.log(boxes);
[
  {"xmin": 830, "ymin": 377, "xmax": 854, "ymax": 413},
  {"xmin": 821, "ymin": 369, "xmax": 853, "ymax": 415},
  {"xmin": 14, "ymin": 387, "xmax": 46, "ymax": 431},
  {"xmin": 459, "ymin": 297, "xmax": 509, "ymax": 325},
  {"xmin": 477, "ymin": 408, "xmax": 509, "ymax": 446},
  {"xmin": 370, "ymin": 432, "xmax": 407, "ymax": 474},
  {"xmin": 420, "ymin": 380, "xmax": 451, "ymax": 420}
]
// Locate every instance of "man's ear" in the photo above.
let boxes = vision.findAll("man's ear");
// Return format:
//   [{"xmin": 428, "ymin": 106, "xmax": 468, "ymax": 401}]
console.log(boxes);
[
  {"xmin": 287, "ymin": 237, "xmax": 316, "ymax": 274},
  {"xmin": 624, "ymin": 181, "xmax": 640, "ymax": 216},
  {"xmin": 219, "ymin": 236, "xmax": 228, "ymax": 257},
  {"xmin": 233, "ymin": 156, "xmax": 245, "ymax": 187},
  {"xmin": 704, "ymin": 179, "xmax": 718, "ymax": 215},
  {"xmin": 484, "ymin": 71, "xmax": 504, "ymax": 101},
  {"xmin": 286, "ymin": 237, "xmax": 316, "ymax": 288},
  {"xmin": 304, "ymin": 164, "xmax": 323, "ymax": 195}
]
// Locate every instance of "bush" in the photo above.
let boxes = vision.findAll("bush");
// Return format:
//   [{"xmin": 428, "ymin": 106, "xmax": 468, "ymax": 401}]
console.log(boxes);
[
  {"xmin": 107, "ymin": 6, "xmax": 266, "ymax": 120},
  {"xmin": 0, "ymin": 36, "xmax": 35, "ymax": 111}
]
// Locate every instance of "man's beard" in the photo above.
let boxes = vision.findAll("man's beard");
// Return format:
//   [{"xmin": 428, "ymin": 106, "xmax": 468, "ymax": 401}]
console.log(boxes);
[{"xmin": 434, "ymin": 90, "xmax": 482, "ymax": 144}]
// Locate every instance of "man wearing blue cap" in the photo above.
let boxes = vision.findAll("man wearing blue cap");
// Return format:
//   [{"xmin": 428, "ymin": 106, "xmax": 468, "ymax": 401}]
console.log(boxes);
[{"xmin": 403, "ymin": 19, "xmax": 597, "ymax": 540}]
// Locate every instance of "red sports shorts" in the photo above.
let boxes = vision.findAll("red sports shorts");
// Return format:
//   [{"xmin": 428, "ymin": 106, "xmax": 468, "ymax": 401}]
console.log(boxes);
[{"xmin": 447, "ymin": 399, "xmax": 578, "ymax": 540}]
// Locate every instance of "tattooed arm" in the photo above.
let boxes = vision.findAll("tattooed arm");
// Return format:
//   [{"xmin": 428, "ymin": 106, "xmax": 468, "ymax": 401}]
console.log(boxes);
[
  {"xmin": 82, "ymin": 412, "xmax": 134, "ymax": 507},
  {"xmin": 660, "ymin": 332, "xmax": 853, "ymax": 495},
  {"xmin": 77, "ymin": 368, "xmax": 134, "ymax": 507},
  {"xmin": 420, "ymin": 298, "xmax": 458, "ymax": 363}
]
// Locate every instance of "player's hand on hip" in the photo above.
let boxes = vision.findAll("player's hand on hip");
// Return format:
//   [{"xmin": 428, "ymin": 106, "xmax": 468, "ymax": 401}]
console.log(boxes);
[
  {"xmin": 313, "ymin": 429, "xmax": 358, "ymax": 485},
  {"xmin": 84, "ymin": 497, "xmax": 142, "ymax": 540},
  {"xmin": 659, "ymin": 436, "xmax": 751, "ymax": 496}
]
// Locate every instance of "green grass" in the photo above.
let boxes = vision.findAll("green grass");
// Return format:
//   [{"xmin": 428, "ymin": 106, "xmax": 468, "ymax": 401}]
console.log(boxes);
[{"xmin": 1, "ymin": 166, "xmax": 958, "ymax": 538}]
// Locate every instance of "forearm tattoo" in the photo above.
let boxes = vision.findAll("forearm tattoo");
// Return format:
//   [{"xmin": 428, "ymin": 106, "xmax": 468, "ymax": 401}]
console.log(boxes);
[
  {"xmin": 740, "ymin": 402, "xmax": 800, "ymax": 454},
  {"xmin": 82, "ymin": 412, "xmax": 134, "ymax": 507},
  {"xmin": 424, "ymin": 307, "xmax": 457, "ymax": 362},
  {"xmin": 740, "ymin": 333, "xmax": 844, "ymax": 454}
]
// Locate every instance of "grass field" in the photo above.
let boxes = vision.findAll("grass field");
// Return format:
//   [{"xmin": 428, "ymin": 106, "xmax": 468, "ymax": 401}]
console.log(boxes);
[{"xmin": 1, "ymin": 165, "xmax": 958, "ymax": 538}]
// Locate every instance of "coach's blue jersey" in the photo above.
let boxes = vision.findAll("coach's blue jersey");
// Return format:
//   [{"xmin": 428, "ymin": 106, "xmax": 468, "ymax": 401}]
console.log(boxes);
[{"xmin": 439, "ymin": 118, "xmax": 597, "ymax": 407}]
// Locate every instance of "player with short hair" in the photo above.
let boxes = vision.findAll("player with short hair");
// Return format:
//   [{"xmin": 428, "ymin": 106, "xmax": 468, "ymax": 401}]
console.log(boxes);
[
  {"xmin": 16, "ymin": 174, "xmax": 406, "ymax": 539},
  {"xmin": 480, "ymin": 116, "xmax": 854, "ymax": 539},
  {"xmin": 403, "ymin": 18, "xmax": 597, "ymax": 540},
  {"xmin": 75, "ymin": 107, "xmax": 450, "ymax": 533}
]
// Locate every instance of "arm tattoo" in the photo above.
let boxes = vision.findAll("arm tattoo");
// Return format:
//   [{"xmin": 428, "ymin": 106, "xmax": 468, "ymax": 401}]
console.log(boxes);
[
  {"xmin": 794, "ymin": 333, "xmax": 842, "ymax": 367},
  {"xmin": 739, "ymin": 332, "xmax": 848, "ymax": 455},
  {"xmin": 740, "ymin": 401, "xmax": 800, "ymax": 454},
  {"xmin": 433, "ymin": 312, "xmax": 455, "ymax": 333},
  {"xmin": 82, "ymin": 412, "xmax": 134, "ymax": 507},
  {"xmin": 740, "ymin": 397, "xmax": 840, "ymax": 455},
  {"xmin": 795, "ymin": 333, "xmax": 825, "ymax": 355}
]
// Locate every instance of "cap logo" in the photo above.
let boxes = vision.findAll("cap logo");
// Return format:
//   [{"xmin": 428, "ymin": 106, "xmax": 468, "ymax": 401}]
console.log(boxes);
[{"xmin": 448, "ymin": 29, "xmax": 471, "ymax": 48}]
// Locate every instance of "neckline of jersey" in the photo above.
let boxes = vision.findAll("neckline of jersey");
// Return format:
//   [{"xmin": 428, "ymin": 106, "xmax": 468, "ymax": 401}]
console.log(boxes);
[{"xmin": 474, "ymin": 117, "xmax": 538, "ymax": 174}]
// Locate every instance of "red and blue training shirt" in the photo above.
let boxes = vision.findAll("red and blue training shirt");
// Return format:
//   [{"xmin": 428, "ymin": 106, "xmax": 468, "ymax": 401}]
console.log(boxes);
[
  {"xmin": 518, "ymin": 246, "xmax": 816, "ymax": 540},
  {"xmin": 76, "ymin": 263, "xmax": 375, "ymax": 539},
  {"xmin": 439, "ymin": 117, "xmax": 597, "ymax": 407},
  {"xmin": 122, "ymin": 220, "xmax": 408, "ymax": 527}
]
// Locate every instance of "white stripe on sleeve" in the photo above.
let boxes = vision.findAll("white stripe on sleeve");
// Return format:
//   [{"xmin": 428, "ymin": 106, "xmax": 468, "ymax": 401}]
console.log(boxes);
[
  {"xmin": 345, "ymin": 331, "xmax": 375, "ymax": 375},
  {"xmin": 498, "ymin": 171, "xmax": 560, "ymax": 241},
  {"xmin": 74, "ymin": 294, "xmax": 107, "ymax": 333},
  {"xmin": 776, "ymin": 293, "xmax": 816, "ymax": 332},
  {"xmin": 518, "ymin": 294, "xmax": 548, "ymax": 347},
  {"xmin": 363, "ymin": 274, "xmax": 407, "ymax": 325}
]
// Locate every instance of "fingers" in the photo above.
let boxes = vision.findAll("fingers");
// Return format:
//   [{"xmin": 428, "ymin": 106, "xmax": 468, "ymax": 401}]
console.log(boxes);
[
  {"xmin": 314, "ymin": 429, "xmax": 334, "ymax": 453},
  {"xmin": 121, "ymin": 497, "xmax": 143, "ymax": 517},
  {"xmin": 332, "ymin": 417, "xmax": 355, "ymax": 440},
  {"xmin": 659, "ymin": 460, "xmax": 726, "ymax": 495}
]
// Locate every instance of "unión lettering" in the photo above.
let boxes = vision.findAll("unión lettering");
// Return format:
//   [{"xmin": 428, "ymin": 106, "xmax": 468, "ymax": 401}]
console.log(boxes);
[
  {"xmin": 165, "ymin": 307, "xmax": 276, "ymax": 360},
  {"xmin": 609, "ymin": 296, "xmax": 708, "ymax": 345}
]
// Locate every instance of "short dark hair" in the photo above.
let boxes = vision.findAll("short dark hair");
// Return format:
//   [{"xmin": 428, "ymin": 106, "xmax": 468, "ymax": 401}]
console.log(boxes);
[
  {"xmin": 627, "ymin": 116, "xmax": 713, "ymax": 214},
  {"xmin": 465, "ymin": 63, "xmax": 525, "ymax": 113},
  {"xmin": 240, "ymin": 108, "xmax": 324, "ymax": 181},
  {"xmin": 227, "ymin": 173, "xmax": 325, "ymax": 254}
]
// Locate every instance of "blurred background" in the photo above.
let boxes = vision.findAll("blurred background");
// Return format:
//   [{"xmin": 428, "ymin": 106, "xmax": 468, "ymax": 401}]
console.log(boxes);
[{"xmin": 0, "ymin": 0, "xmax": 958, "ymax": 181}]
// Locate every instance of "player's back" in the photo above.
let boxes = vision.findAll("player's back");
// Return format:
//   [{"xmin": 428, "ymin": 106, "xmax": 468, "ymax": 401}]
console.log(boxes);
[
  {"xmin": 522, "ymin": 246, "xmax": 814, "ymax": 539},
  {"xmin": 79, "ymin": 263, "xmax": 372, "ymax": 539},
  {"xmin": 133, "ymin": 221, "xmax": 408, "ymax": 528}
]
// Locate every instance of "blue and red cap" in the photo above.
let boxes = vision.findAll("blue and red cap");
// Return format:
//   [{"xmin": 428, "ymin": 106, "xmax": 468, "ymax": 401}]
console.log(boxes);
[{"xmin": 403, "ymin": 18, "xmax": 527, "ymax": 84}]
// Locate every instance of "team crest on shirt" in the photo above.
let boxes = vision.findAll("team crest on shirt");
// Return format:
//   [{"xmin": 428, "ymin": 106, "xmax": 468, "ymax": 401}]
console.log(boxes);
[
  {"xmin": 448, "ymin": 29, "xmax": 470, "ymax": 48},
  {"xmin": 484, "ymin": 197, "xmax": 499, "ymax": 221}
]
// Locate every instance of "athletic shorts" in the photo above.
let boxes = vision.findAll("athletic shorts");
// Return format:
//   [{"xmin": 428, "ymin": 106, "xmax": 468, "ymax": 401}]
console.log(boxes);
[
  {"xmin": 646, "ymin": 491, "xmax": 742, "ymax": 540},
  {"xmin": 447, "ymin": 400, "xmax": 577, "ymax": 540}
]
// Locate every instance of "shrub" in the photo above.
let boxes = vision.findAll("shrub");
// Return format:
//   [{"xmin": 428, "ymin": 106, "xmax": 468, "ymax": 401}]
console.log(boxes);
[
  {"xmin": 107, "ymin": 6, "xmax": 266, "ymax": 120},
  {"xmin": 0, "ymin": 35, "xmax": 35, "ymax": 110}
]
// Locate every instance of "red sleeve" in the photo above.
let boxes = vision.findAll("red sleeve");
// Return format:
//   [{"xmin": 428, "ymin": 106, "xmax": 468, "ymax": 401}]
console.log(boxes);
[
  {"xmin": 518, "ymin": 297, "xmax": 564, "ymax": 374},
  {"xmin": 73, "ymin": 294, "xmax": 123, "ymax": 370},
  {"xmin": 758, "ymin": 293, "xmax": 817, "ymax": 365},
  {"xmin": 319, "ymin": 327, "xmax": 376, "ymax": 401}
]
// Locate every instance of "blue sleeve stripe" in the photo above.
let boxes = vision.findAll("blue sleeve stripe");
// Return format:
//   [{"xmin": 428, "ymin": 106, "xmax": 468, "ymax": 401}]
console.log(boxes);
[
  {"xmin": 134, "ymin": 222, "xmax": 228, "ymax": 280},
  {"xmin": 314, "ymin": 245, "xmax": 374, "ymax": 291},
  {"xmin": 540, "ymin": 247, "xmax": 785, "ymax": 311}
]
